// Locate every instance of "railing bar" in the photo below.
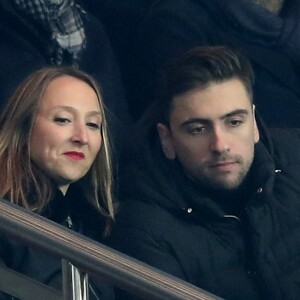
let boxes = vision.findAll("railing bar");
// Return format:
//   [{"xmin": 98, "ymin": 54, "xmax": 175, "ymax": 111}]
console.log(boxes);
[
  {"xmin": 1, "ymin": 214, "xmax": 203, "ymax": 299},
  {"xmin": 0, "ymin": 266, "xmax": 63, "ymax": 300},
  {"xmin": 0, "ymin": 201, "xmax": 221, "ymax": 300}
]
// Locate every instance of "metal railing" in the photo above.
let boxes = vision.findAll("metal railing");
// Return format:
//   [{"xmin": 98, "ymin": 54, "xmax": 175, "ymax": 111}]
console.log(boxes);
[{"xmin": 0, "ymin": 200, "xmax": 222, "ymax": 300}]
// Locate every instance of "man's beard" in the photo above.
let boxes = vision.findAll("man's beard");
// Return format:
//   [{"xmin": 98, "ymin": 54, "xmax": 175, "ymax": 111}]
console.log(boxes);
[{"xmin": 192, "ymin": 153, "xmax": 254, "ymax": 192}]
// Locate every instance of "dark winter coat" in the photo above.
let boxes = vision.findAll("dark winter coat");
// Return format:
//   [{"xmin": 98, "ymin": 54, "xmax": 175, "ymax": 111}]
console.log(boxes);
[
  {"xmin": 0, "ymin": 0, "xmax": 131, "ymax": 157},
  {"xmin": 111, "ymin": 128, "xmax": 300, "ymax": 300},
  {"xmin": 128, "ymin": 0, "xmax": 300, "ymax": 126},
  {"xmin": 0, "ymin": 184, "xmax": 114, "ymax": 300}
]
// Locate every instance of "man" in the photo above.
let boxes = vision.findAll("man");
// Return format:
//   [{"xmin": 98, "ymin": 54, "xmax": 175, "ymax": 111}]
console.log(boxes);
[{"xmin": 112, "ymin": 46, "xmax": 300, "ymax": 300}]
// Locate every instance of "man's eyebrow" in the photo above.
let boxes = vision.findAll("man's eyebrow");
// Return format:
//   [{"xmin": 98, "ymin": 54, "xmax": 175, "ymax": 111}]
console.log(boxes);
[
  {"xmin": 180, "ymin": 118, "xmax": 211, "ymax": 127},
  {"xmin": 220, "ymin": 109, "xmax": 249, "ymax": 120},
  {"xmin": 180, "ymin": 109, "xmax": 249, "ymax": 127}
]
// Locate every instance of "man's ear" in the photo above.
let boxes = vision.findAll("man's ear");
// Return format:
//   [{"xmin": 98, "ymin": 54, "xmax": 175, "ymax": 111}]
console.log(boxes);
[
  {"xmin": 157, "ymin": 123, "xmax": 176, "ymax": 159},
  {"xmin": 253, "ymin": 105, "xmax": 260, "ymax": 143}
]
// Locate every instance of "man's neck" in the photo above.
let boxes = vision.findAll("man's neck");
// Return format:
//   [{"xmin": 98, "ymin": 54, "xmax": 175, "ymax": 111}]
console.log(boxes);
[
  {"xmin": 212, "ymin": 189, "xmax": 248, "ymax": 216},
  {"xmin": 204, "ymin": 171, "xmax": 254, "ymax": 217}
]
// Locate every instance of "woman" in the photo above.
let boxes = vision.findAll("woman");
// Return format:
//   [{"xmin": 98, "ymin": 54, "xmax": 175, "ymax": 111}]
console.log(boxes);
[{"xmin": 0, "ymin": 66, "xmax": 115, "ymax": 299}]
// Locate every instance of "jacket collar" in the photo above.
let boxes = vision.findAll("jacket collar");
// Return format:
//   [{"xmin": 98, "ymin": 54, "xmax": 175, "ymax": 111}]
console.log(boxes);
[
  {"xmin": 40, "ymin": 184, "xmax": 106, "ymax": 237},
  {"xmin": 135, "ymin": 137, "xmax": 277, "ymax": 222}
]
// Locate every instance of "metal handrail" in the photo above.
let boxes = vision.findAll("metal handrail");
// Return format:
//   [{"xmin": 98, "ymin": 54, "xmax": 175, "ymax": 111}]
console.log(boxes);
[
  {"xmin": 0, "ymin": 200, "xmax": 222, "ymax": 300},
  {"xmin": 0, "ymin": 265, "xmax": 63, "ymax": 300}
]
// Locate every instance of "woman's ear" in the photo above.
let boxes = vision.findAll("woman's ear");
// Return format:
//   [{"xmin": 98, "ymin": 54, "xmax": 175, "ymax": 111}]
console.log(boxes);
[{"xmin": 157, "ymin": 123, "xmax": 176, "ymax": 159}]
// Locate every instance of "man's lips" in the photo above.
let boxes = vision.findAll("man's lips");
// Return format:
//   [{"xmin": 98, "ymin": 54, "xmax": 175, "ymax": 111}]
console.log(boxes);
[
  {"xmin": 209, "ymin": 161, "xmax": 238, "ymax": 171},
  {"xmin": 64, "ymin": 151, "xmax": 85, "ymax": 160},
  {"xmin": 210, "ymin": 161, "xmax": 236, "ymax": 167}
]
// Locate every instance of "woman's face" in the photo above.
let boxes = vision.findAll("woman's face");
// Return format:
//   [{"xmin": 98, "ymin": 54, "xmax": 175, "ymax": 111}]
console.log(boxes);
[{"xmin": 30, "ymin": 75, "xmax": 103, "ymax": 195}]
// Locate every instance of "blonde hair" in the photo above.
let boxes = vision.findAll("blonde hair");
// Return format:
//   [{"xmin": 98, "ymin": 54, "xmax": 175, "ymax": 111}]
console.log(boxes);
[{"xmin": 0, "ymin": 66, "xmax": 114, "ymax": 227}]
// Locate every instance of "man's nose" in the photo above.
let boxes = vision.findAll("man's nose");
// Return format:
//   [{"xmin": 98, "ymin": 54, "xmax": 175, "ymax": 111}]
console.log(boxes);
[{"xmin": 209, "ymin": 127, "xmax": 230, "ymax": 153}]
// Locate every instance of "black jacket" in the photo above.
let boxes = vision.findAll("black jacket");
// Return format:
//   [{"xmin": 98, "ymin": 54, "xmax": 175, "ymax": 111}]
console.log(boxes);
[
  {"xmin": 0, "ymin": 0, "xmax": 131, "ymax": 157},
  {"xmin": 127, "ymin": 0, "xmax": 300, "ymax": 126},
  {"xmin": 0, "ymin": 184, "xmax": 114, "ymax": 300},
  {"xmin": 111, "ymin": 128, "xmax": 300, "ymax": 300}
]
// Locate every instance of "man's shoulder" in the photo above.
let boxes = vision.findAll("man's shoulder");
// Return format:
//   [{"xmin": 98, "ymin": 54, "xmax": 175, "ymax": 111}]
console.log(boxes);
[
  {"xmin": 116, "ymin": 199, "xmax": 174, "ymax": 230},
  {"xmin": 269, "ymin": 128, "xmax": 300, "ymax": 148},
  {"xmin": 268, "ymin": 128, "xmax": 300, "ymax": 163},
  {"xmin": 269, "ymin": 128, "xmax": 300, "ymax": 139}
]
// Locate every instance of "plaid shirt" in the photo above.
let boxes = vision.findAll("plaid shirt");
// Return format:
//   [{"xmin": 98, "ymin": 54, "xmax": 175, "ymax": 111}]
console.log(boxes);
[{"xmin": 14, "ymin": 0, "xmax": 86, "ymax": 65}]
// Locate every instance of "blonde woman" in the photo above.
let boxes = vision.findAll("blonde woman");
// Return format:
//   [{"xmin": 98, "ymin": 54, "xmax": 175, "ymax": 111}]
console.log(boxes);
[{"xmin": 0, "ymin": 66, "xmax": 115, "ymax": 299}]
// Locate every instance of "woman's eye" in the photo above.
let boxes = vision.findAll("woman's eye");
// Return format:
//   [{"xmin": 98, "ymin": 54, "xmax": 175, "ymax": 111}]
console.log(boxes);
[
  {"xmin": 54, "ymin": 117, "xmax": 71, "ymax": 125},
  {"xmin": 87, "ymin": 122, "xmax": 101, "ymax": 130}
]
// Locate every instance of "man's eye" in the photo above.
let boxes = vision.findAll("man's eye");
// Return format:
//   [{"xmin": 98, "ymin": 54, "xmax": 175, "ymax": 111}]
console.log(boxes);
[
  {"xmin": 54, "ymin": 117, "xmax": 70, "ymax": 125},
  {"xmin": 228, "ymin": 119, "xmax": 243, "ymax": 127},
  {"xmin": 87, "ymin": 122, "xmax": 101, "ymax": 130},
  {"xmin": 188, "ymin": 126, "xmax": 206, "ymax": 134}
]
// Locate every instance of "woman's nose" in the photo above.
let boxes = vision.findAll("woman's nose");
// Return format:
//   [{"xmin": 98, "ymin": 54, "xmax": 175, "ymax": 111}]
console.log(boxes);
[{"xmin": 71, "ymin": 123, "xmax": 88, "ymax": 145}]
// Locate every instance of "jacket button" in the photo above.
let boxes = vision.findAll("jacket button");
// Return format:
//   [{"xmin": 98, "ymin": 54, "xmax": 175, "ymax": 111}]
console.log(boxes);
[
  {"xmin": 247, "ymin": 270, "xmax": 257, "ymax": 278},
  {"xmin": 256, "ymin": 187, "xmax": 263, "ymax": 194},
  {"xmin": 187, "ymin": 208, "xmax": 193, "ymax": 214}
]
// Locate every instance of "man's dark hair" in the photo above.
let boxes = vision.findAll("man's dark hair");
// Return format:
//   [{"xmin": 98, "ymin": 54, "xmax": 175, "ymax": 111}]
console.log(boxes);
[{"xmin": 152, "ymin": 46, "xmax": 254, "ymax": 125}]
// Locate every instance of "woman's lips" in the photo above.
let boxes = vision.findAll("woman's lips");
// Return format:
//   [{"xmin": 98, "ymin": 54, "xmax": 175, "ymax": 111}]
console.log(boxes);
[{"xmin": 64, "ymin": 151, "xmax": 85, "ymax": 160}]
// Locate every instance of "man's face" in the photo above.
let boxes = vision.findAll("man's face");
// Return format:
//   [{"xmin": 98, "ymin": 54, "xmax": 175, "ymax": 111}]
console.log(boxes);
[{"xmin": 157, "ymin": 79, "xmax": 259, "ymax": 191}]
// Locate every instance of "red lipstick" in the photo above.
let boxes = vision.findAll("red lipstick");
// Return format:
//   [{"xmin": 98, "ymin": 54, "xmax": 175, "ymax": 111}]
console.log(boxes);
[{"xmin": 64, "ymin": 151, "xmax": 85, "ymax": 160}]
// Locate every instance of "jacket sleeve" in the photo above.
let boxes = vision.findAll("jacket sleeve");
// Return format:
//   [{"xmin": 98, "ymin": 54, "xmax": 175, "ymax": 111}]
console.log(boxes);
[
  {"xmin": 110, "ymin": 199, "xmax": 188, "ymax": 282},
  {"xmin": 112, "ymin": 225, "xmax": 187, "ymax": 279},
  {"xmin": 110, "ymin": 222, "xmax": 187, "ymax": 300}
]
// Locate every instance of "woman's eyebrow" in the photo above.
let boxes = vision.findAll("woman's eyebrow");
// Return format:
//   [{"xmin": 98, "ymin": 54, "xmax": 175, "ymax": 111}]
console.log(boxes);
[{"xmin": 51, "ymin": 105, "xmax": 101, "ymax": 116}]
